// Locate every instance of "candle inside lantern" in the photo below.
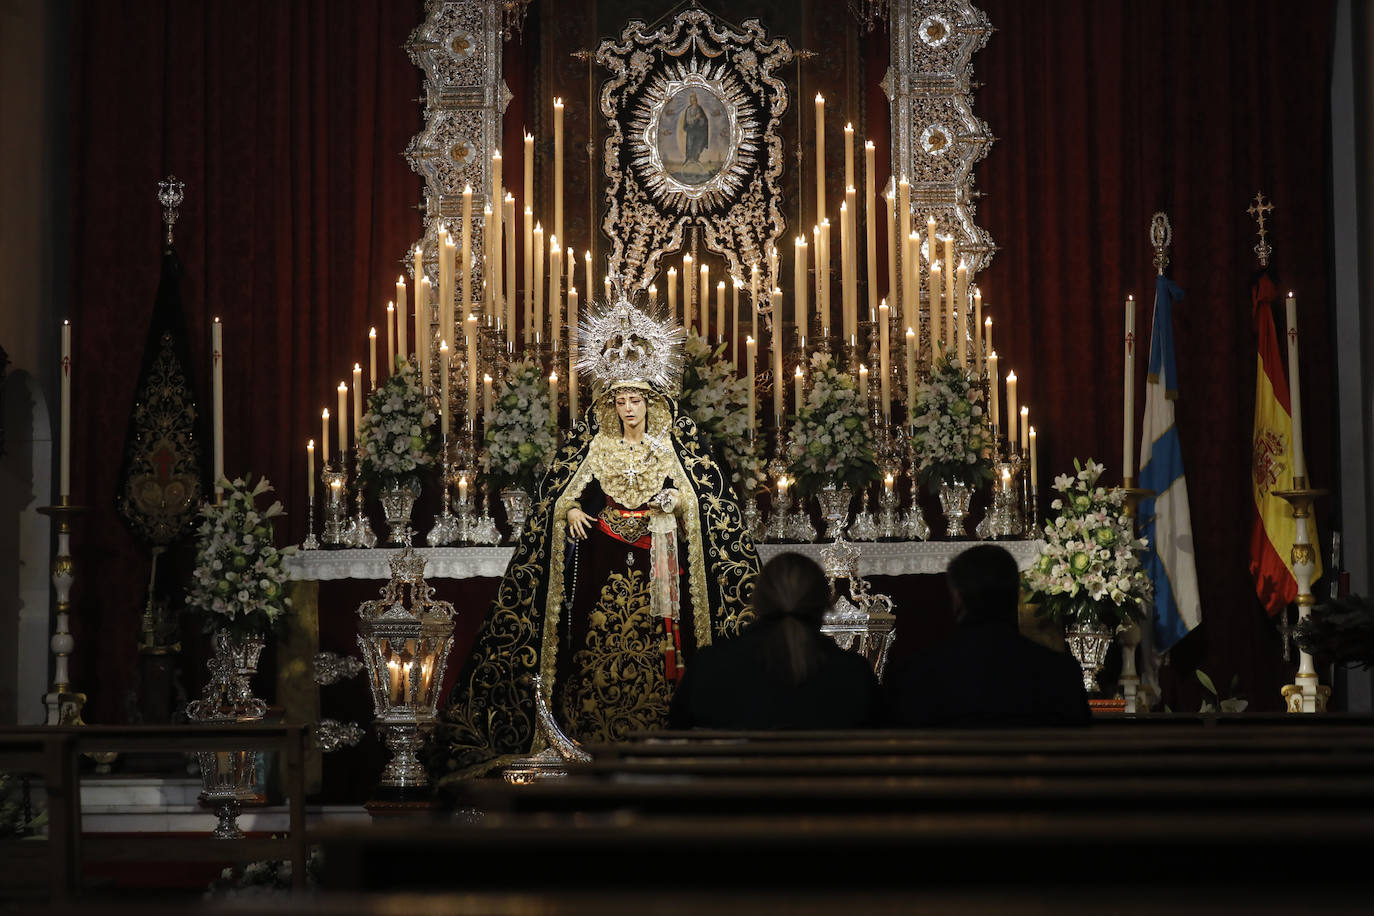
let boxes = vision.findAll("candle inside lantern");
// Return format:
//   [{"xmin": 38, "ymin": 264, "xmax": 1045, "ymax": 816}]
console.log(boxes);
[
  {"xmin": 884, "ymin": 473, "xmax": 894, "ymax": 496},
  {"xmin": 387, "ymin": 658, "xmax": 402, "ymax": 705},
  {"xmin": 778, "ymin": 475, "xmax": 789, "ymax": 500},
  {"xmin": 459, "ymin": 475, "xmax": 469, "ymax": 504}
]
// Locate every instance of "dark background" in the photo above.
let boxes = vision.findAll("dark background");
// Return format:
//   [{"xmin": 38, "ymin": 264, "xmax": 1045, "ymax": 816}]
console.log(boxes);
[{"xmin": 63, "ymin": 0, "xmax": 1336, "ymax": 737}]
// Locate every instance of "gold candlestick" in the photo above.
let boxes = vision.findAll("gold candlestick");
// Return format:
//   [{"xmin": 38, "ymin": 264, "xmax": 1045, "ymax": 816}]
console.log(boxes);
[
  {"xmin": 36, "ymin": 502, "xmax": 89, "ymax": 725},
  {"xmin": 1274, "ymin": 480, "xmax": 1331, "ymax": 713}
]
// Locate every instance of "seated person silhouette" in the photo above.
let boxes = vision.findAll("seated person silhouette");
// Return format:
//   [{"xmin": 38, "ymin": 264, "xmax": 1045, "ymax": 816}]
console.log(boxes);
[
  {"xmin": 884, "ymin": 544, "xmax": 1090, "ymax": 727},
  {"xmin": 669, "ymin": 552, "xmax": 882, "ymax": 729}
]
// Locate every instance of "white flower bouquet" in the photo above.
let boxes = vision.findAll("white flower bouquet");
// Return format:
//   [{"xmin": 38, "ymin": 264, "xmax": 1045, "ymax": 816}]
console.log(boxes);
[
  {"xmin": 187, "ymin": 475, "xmax": 294, "ymax": 637},
  {"xmin": 1023, "ymin": 458, "xmax": 1152, "ymax": 628},
  {"xmin": 787, "ymin": 351, "xmax": 879, "ymax": 499},
  {"xmin": 910, "ymin": 355, "xmax": 993, "ymax": 491},
  {"xmin": 357, "ymin": 357, "xmax": 437, "ymax": 486},
  {"xmin": 482, "ymin": 359, "xmax": 556, "ymax": 493},
  {"xmin": 679, "ymin": 332, "xmax": 765, "ymax": 497}
]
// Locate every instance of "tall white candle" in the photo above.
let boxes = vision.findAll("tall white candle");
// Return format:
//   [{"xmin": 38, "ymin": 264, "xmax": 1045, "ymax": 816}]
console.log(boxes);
[
  {"xmin": 212, "ymin": 318, "xmax": 224, "ymax": 496},
  {"xmin": 337, "ymin": 382, "xmax": 348, "ymax": 455},
  {"xmin": 985, "ymin": 316, "xmax": 994, "ymax": 368},
  {"xmin": 483, "ymin": 372, "xmax": 494, "ymax": 417},
  {"xmin": 865, "ymin": 142, "xmax": 879, "ymax": 325},
  {"xmin": 549, "ymin": 371, "xmax": 559, "ymax": 429},
  {"xmin": 878, "ymin": 301, "xmax": 891, "ymax": 422},
  {"xmin": 460, "ymin": 185, "xmax": 473, "ymax": 321},
  {"xmin": 321, "ymin": 408, "xmax": 331, "ymax": 466},
  {"xmin": 973, "ymin": 288, "xmax": 984, "ymax": 378},
  {"xmin": 550, "ymin": 238, "xmax": 562, "ymax": 352},
  {"xmin": 929, "ymin": 261, "xmax": 943, "ymax": 351},
  {"xmin": 439, "ymin": 341, "xmax": 450, "ymax": 438},
  {"xmin": 306, "ymin": 440, "xmax": 315, "ymax": 503},
  {"xmin": 1286, "ymin": 292, "xmax": 1306, "ymax": 480},
  {"xmin": 987, "ymin": 351, "xmax": 1000, "ymax": 431},
  {"xmin": 814, "ymin": 94, "xmax": 826, "ymax": 226},
  {"xmin": 858, "ymin": 363, "xmax": 869, "ymax": 402},
  {"xmin": 772, "ymin": 288, "xmax": 784, "ymax": 424},
  {"xmin": 553, "ymin": 99, "xmax": 565, "ymax": 250},
  {"xmin": 368, "ymin": 328, "xmax": 377, "ymax": 390},
  {"xmin": 699, "ymin": 262, "xmax": 710, "ymax": 339},
  {"xmin": 794, "ymin": 365, "xmax": 805, "ymax": 414},
  {"xmin": 683, "ymin": 254, "xmax": 694, "ymax": 332},
  {"xmin": 505, "ymin": 194, "xmax": 517, "ymax": 348},
  {"xmin": 533, "ymin": 223, "xmax": 544, "ymax": 345},
  {"xmin": 746, "ymin": 335, "xmax": 757, "ymax": 433},
  {"xmin": 59, "ymin": 320, "xmax": 71, "ymax": 499},
  {"xmin": 523, "ymin": 206, "xmax": 534, "ymax": 345},
  {"xmin": 794, "ymin": 236, "xmax": 808, "ymax": 342},
  {"xmin": 905, "ymin": 327, "xmax": 917, "ymax": 418},
  {"xmin": 1123, "ymin": 294, "xmax": 1136, "ymax": 479},
  {"xmin": 732, "ymin": 278, "xmax": 741, "ymax": 365},
  {"xmin": 897, "ymin": 177, "xmax": 911, "ymax": 320},
  {"xmin": 843, "ymin": 123, "xmax": 855, "ymax": 194},
  {"xmin": 1006, "ymin": 371, "xmax": 1018, "ymax": 453},
  {"xmin": 884, "ymin": 192, "xmax": 897, "ymax": 326},
  {"xmin": 1029, "ymin": 426, "xmax": 1039, "ymax": 493},
  {"xmin": 466, "ymin": 315, "xmax": 479, "ymax": 431},
  {"xmin": 667, "ymin": 267, "xmax": 678, "ymax": 323},
  {"xmin": 352, "ymin": 364, "xmax": 363, "ymax": 449},
  {"xmin": 716, "ymin": 281, "xmax": 726, "ymax": 346},
  {"xmin": 386, "ymin": 302, "xmax": 396, "ymax": 374},
  {"xmin": 568, "ymin": 287, "xmax": 580, "ymax": 419},
  {"xmin": 954, "ymin": 260, "xmax": 967, "ymax": 367},
  {"xmin": 1020, "ymin": 405, "xmax": 1030, "ymax": 455},
  {"xmin": 491, "ymin": 150, "xmax": 503, "ymax": 315}
]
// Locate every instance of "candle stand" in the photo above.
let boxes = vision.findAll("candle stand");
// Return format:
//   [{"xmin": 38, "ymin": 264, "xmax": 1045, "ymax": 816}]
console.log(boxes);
[
  {"xmin": 36, "ymin": 502, "xmax": 88, "ymax": 726},
  {"xmin": 848, "ymin": 488, "xmax": 879, "ymax": 542},
  {"xmin": 763, "ymin": 485, "xmax": 796, "ymax": 543},
  {"xmin": 1116, "ymin": 476, "xmax": 1156, "ymax": 714},
  {"xmin": 301, "ymin": 493, "xmax": 320, "ymax": 550},
  {"xmin": 740, "ymin": 491, "xmax": 761, "ymax": 540},
  {"xmin": 357, "ymin": 547, "xmax": 455, "ymax": 796},
  {"xmin": 468, "ymin": 488, "xmax": 501, "ymax": 545},
  {"xmin": 900, "ymin": 433, "xmax": 931, "ymax": 541},
  {"xmin": 1275, "ymin": 481, "xmax": 1331, "ymax": 713},
  {"xmin": 347, "ymin": 448, "xmax": 377, "ymax": 548},
  {"xmin": 321, "ymin": 464, "xmax": 349, "ymax": 547},
  {"xmin": 877, "ymin": 483, "xmax": 899, "ymax": 540},
  {"xmin": 984, "ymin": 456, "xmax": 1025, "ymax": 540},
  {"xmin": 427, "ymin": 436, "xmax": 461, "ymax": 547}
]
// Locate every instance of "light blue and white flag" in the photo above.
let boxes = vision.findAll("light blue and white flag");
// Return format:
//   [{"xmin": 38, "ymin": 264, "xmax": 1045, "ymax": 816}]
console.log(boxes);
[{"xmin": 1138, "ymin": 274, "xmax": 1202, "ymax": 681}]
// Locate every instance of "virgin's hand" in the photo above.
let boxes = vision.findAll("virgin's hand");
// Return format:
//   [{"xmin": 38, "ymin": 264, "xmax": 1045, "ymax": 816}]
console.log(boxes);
[
  {"xmin": 567, "ymin": 507, "xmax": 592, "ymax": 539},
  {"xmin": 658, "ymin": 488, "xmax": 680, "ymax": 514}
]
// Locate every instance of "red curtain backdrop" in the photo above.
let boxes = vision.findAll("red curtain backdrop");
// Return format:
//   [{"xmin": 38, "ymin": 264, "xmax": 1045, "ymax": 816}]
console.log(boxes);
[
  {"xmin": 66, "ymin": 1, "xmax": 1335, "ymax": 720},
  {"xmin": 69, "ymin": 1, "xmax": 424, "ymax": 722},
  {"xmin": 973, "ymin": 0, "xmax": 1335, "ymax": 709}
]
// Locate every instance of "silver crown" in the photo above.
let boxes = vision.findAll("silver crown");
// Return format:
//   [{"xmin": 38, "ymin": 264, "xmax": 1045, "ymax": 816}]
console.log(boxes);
[{"xmin": 575, "ymin": 278, "xmax": 685, "ymax": 394}]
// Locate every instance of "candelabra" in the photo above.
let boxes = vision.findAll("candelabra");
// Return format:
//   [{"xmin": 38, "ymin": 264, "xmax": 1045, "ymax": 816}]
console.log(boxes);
[
  {"xmin": 900, "ymin": 430, "xmax": 930, "ymax": 541},
  {"xmin": 348, "ymin": 448, "xmax": 377, "ymax": 548},
  {"xmin": 36, "ymin": 502, "xmax": 88, "ymax": 726},
  {"xmin": 983, "ymin": 456, "xmax": 1025, "ymax": 539},
  {"xmin": 302, "ymin": 486, "xmax": 320, "ymax": 550},
  {"xmin": 877, "ymin": 480, "xmax": 899, "ymax": 540},
  {"xmin": 427, "ymin": 434, "xmax": 461, "ymax": 547},
  {"xmin": 321, "ymin": 463, "xmax": 349, "ymax": 547},
  {"xmin": 467, "ymin": 485, "xmax": 501, "ymax": 545}
]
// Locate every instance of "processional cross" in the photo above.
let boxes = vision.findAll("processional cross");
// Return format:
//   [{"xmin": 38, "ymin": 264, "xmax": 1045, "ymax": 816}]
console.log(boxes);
[{"xmin": 1247, "ymin": 191, "xmax": 1274, "ymax": 267}]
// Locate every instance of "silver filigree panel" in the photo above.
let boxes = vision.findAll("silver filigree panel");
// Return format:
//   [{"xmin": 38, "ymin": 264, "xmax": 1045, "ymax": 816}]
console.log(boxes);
[
  {"xmin": 598, "ymin": 9, "xmax": 792, "ymax": 291},
  {"xmin": 889, "ymin": 0, "xmax": 996, "ymax": 279},
  {"xmin": 405, "ymin": 1, "xmax": 505, "ymax": 296}
]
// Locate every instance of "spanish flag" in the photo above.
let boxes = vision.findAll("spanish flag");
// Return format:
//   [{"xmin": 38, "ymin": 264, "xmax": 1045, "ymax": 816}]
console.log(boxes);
[{"xmin": 1249, "ymin": 269, "xmax": 1320, "ymax": 615}]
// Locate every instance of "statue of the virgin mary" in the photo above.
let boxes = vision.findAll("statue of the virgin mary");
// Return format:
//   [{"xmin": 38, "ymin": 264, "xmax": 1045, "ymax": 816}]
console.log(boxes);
[{"xmin": 435, "ymin": 290, "xmax": 759, "ymax": 783}]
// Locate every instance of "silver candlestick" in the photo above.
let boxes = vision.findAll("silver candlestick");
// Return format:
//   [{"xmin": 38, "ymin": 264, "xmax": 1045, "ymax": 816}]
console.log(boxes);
[
  {"xmin": 302, "ymin": 490, "xmax": 320, "ymax": 550},
  {"xmin": 877, "ymin": 481, "xmax": 899, "ymax": 540},
  {"xmin": 321, "ymin": 464, "xmax": 349, "ymax": 547},
  {"xmin": 349, "ymin": 448, "xmax": 377, "ymax": 548},
  {"xmin": 427, "ymin": 437, "xmax": 460, "ymax": 547}
]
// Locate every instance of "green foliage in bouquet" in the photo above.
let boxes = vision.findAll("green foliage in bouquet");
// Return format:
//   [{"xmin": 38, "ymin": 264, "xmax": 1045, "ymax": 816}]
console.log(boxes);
[
  {"xmin": 910, "ymin": 354, "xmax": 994, "ymax": 493},
  {"xmin": 787, "ymin": 351, "xmax": 879, "ymax": 499},
  {"xmin": 357, "ymin": 357, "xmax": 437, "ymax": 488},
  {"xmin": 679, "ymin": 332, "xmax": 765, "ymax": 496},
  {"xmin": 1023, "ymin": 459, "xmax": 1151, "ymax": 628},
  {"xmin": 482, "ymin": 359, "xmax": 557, "ymax": 494}
]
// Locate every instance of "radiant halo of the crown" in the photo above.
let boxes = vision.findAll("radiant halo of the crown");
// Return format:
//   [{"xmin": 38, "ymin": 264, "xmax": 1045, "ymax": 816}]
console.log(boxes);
[{"xmin": 575, "ymin": 278, "xmax": 686, "ymax": 395}]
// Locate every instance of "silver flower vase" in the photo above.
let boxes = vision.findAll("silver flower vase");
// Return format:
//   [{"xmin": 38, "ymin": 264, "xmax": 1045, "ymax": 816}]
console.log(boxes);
[
  {"xmin": 379, "ymin": 478, "xmax": 421, "ymax": 546},
  {"xmin": 500, "ymin": 488, "xmax": 532, "ymax": 543},
  {"xmin": 938, "ymin": 481, "xmax": 973, "ymax": 538},
  {"xmin": 816, "ymin": 484, "xmax": 853, "ymax": 542},
  {"xmin": 1065, "ymin": 621, "xmax": 1115, "ymax": 694},
  {"xmin": 185, "ymin": 629, "xmax": 267, "ymax": 839}
]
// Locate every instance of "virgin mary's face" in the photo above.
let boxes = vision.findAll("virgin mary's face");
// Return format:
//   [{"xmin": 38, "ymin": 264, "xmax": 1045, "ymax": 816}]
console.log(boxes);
[{"xmin": 615, "ymin": 391, "xmax": 646, "ymax": 434}]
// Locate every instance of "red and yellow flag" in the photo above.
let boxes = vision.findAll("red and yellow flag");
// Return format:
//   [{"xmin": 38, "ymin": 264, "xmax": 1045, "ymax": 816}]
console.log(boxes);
[{"xmin": 1249, "ymin": 271, "xmax": 1320, "ymax": 615}]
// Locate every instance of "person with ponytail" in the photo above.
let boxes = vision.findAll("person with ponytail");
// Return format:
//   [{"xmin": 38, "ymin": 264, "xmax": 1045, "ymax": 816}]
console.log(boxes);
[{"xmin": 668, "ymin": 552, "xmax": 882, "ymax": 729}]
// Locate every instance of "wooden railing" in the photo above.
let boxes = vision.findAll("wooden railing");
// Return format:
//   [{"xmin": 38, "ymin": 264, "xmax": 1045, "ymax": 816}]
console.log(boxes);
[{"xmin": 0, "ymin": 724, "xmax": 307, "ymax": 903}]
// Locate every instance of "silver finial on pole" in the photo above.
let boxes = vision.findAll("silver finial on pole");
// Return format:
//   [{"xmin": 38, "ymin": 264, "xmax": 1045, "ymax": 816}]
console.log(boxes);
[
  {"xmin": 1150, "ymin": 212, "xmax": 1172, "ymax": 276},
  {"xmin": 157, "ymin": 176, "xmax": 185, "ymax": 246}
]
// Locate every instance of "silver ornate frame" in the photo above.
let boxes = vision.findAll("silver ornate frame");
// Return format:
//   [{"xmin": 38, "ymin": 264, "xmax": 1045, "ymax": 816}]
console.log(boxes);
[
  {"xmin": 887, "ymin": 0, "xmax": 995, "ymax": 280},
  {"xmin": 597, "ymin": 9, "xmax": 792, "ymax": 290},
  {"xmin": 405, "ymin": 0, "xmax": 507, "ymax": 298}
]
